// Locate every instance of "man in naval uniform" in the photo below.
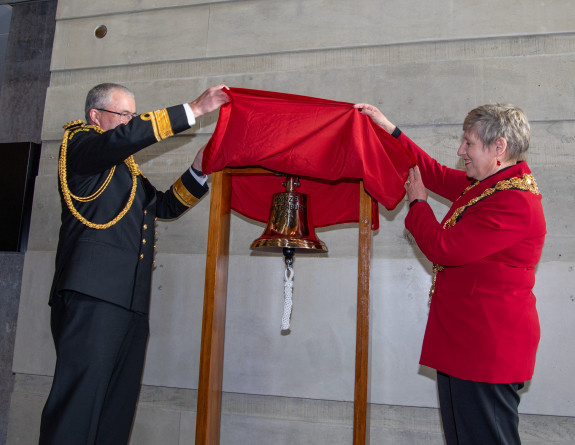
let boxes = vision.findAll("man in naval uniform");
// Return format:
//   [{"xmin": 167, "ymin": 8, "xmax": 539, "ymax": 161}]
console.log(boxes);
[{"xmin": 39, "ymin": 83, "xmax": 230, "ymax": 445}]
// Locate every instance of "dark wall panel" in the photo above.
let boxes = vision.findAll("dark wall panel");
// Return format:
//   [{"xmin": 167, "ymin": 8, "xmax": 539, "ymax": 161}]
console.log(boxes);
[{"xmin": 0, "ymin": 142, "xmax": 41, "ymax": 252}]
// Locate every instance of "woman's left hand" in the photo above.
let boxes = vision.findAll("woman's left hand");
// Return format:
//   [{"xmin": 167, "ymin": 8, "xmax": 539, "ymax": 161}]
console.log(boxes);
[
  {"xmin": 406, "ymin": 166, "xmax": 427, "ymax": 203},
  {"xmin": 353, "ymin": 103, "xmax": 396, "ymax": 134}
]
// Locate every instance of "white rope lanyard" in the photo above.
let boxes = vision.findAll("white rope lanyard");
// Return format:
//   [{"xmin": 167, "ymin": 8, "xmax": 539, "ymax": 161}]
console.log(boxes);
[{"xmin": 281, "ymin": 263, "xmax": 294, "ymax": 331}]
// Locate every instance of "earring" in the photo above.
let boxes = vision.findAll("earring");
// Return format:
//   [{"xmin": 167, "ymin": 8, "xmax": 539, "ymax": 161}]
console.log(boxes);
[{"xmin": 496, "ymin": 158, "xmax": 501, "ymax": 166}]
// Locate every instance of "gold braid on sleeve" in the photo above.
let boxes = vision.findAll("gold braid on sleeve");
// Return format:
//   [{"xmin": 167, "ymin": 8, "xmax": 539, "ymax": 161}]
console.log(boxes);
[
  {"xmin": 140, "ymin": 109, "xmax": 174, "ymax": 141},
  {"xmin": 58, "ymin": 121, "xmax": 142, "ymax": 230}
]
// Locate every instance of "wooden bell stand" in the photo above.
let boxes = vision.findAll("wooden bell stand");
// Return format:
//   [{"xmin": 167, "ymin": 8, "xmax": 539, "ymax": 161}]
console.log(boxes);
[{"xmin": 195, "ymin": 167, "xmax": 373, "ymax": 445}]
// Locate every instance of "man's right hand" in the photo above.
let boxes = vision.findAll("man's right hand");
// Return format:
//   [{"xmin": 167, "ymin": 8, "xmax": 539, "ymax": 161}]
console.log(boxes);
[{"xmin": 189, "ymin": 85, "xmax": 230, "ymax": 118}]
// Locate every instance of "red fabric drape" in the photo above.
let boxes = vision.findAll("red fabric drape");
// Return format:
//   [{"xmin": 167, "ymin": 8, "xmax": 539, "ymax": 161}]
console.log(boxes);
[{"xmin": 202, "ymin": 88, "xmax": 415, "ymax": 229}]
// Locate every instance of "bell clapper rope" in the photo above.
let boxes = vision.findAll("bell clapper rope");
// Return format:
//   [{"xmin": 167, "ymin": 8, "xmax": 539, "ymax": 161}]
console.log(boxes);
[{"xmin": 281, "ymin": 248, "xmax": 295, "ymax": 332}]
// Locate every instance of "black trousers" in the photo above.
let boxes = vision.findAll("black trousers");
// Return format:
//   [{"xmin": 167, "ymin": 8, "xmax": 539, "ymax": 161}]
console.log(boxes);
[
  {"xmin": 39, "ymin": 291, "xmax": 149, "ymax": 445},
  {"xmin": 437, "ymin": 371, "xmax": 525, "ymax": 445}
]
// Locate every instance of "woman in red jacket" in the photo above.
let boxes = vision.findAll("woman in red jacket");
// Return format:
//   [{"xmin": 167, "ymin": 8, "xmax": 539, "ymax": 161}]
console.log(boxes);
[{"xmin": 355, "ymin": 102, "xmax": 546, "ymax": 445}]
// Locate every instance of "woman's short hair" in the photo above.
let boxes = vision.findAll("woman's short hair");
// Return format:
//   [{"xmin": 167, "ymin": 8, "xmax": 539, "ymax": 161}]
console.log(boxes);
[
  {"xmin": 85, "ymin": 83, "xmax": 135, "ymax": 123},
  {"xmin": 463, "ymin": 103, "xmax": 530, "ymax": 161}
]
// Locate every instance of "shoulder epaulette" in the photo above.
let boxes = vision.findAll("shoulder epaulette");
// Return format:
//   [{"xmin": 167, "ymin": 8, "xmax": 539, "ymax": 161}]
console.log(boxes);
[
  {"xmin": 63, "ymin": 120, "xmax": 84, "ymax": 131},
  {"xmin": 63, "ymin": 121, "xmax": 104, "ymax": 141}
]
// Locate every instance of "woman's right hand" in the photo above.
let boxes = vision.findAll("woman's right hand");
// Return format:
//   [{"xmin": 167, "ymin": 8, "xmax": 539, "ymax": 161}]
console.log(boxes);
[
  {"xmin": 353, "ymin": 103, "xmax": 396, "ymax": 134},
  {"xmin": 405, "ymin": 166, "xmax": 427, "ymax": 204}
]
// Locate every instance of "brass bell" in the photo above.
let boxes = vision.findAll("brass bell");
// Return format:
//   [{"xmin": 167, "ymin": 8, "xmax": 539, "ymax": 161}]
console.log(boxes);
[
  {"xmin": 250, "ymin": 175, "xmax": 328, "ymax": 255},
  {"xmin": 252, "ymin": 175, "xmax": 327, "ymax": 332}
]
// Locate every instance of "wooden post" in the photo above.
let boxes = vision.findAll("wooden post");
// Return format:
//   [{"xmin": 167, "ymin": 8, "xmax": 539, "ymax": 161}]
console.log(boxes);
[
  {"xmin": 196, "ymin": 171, "xmax": 373, "ymax": 445},
  {"xmin": 353, "ymin": 181, "xmax": 372, "ymax": 445},
  {"xmin": 195, "ymin": 170, "xmax": 232, "ymax": 445}
]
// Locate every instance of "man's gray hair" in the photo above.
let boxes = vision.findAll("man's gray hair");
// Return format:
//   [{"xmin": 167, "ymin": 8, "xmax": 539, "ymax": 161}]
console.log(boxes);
[{"xmin": 85, "ymin": 83, "xmax": 135, "ymax": 123}]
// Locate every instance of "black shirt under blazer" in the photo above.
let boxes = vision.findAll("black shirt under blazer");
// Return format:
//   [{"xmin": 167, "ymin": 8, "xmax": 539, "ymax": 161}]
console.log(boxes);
[{"xmin": 51, "ymin": 105, "xmax": 208, "ymax": 313}]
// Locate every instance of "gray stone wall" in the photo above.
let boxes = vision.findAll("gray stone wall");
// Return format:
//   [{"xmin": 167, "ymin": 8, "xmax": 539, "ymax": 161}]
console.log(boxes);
[
  {"xmin": 7, "ymin": 0, "xmax": 575, "ymax": 443},
  {"xmin": 9, "ymin": 374, "xmax": 575, "ymax": 445},
  {"xmin": 0, "ymin": 254, "xmax": 23, "ymax": 445},
  {"xmin": 0, "ymin": 6, "xmax": 10, "ymax": 86},
  {"xmin": 0, "ymin": 1, "xmax": 55, "ymax": 144},
  {"xmin": 0, "ymin": 3, "xmax": 55, "ymax": 445}
]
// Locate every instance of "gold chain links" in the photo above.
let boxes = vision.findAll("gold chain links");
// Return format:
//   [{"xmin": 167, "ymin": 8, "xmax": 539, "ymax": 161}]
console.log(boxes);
[
  {"xmin": 443, "ymin": 174, "xmax": 539, "ymax": 229},
  {"xmin": 58, "ymin": 121, "xmax": 142, "ymax": 230},
  {"xmin": 428, "ymin": 173, "xmax": 539, "ymax": 304}
]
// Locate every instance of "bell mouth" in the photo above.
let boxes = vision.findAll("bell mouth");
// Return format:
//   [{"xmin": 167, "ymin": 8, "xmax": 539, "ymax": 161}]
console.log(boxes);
[{"xmin": 250, "ymin": 237, "xmax": 328, "ymax": 252}]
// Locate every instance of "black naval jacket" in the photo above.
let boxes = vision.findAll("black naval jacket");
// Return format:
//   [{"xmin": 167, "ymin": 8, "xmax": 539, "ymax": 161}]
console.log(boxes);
[{"xmin": 51, "ymin": 105, "xmax": 208, "ymax": 313}]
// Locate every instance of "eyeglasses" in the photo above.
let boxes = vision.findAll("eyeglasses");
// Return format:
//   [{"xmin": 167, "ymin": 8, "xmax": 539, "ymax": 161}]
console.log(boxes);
[{"xmin": 96, "ymin": 108, "xmax": 138, "ymax": 120}]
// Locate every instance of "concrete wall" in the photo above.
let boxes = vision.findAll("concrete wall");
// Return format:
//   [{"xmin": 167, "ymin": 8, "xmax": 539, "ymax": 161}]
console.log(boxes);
[
  {"xmin": 0, "ymin": 6, "xmax": 11, "ymax": 86},
  {"xmin": 0, "ymin": 10, "xmax": 15, "ymax": 445},
  {"xmin": 0, "ymin": 3, "xmax": 55, "ymax": 445},
  {"xmin": 7, "ymin": 0, "xmax": 575, "ymax": 443},
  {"xmin": 0, "ymin": 253, "xmax": 23, "ymax": 445}
]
